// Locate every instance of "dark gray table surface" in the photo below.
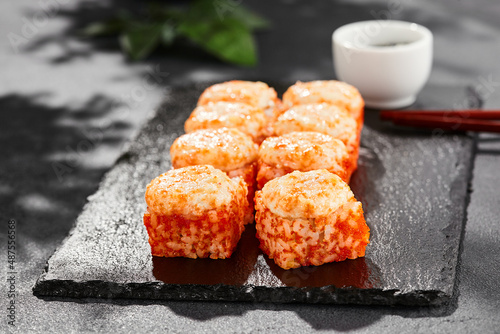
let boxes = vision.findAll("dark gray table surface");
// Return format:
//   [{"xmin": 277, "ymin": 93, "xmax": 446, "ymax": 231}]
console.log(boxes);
[{"xmin": 1, "ymin": 0, "xmax": 499, "ymax": 333}]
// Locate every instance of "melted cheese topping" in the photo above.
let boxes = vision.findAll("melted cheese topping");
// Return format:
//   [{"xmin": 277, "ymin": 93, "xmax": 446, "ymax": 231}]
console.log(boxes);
[
  {"xmin": 171, "ymin": 128, "xmax": 258, "ymax": 171},
  {"xmin": 184, "ymin": 101, "xmax": 267, "ymax": 141},
  {"xmin": 282, "ymin": 80, "xmax": 363, "ymax": 119},
  {"xmin": 259, "ymin": 132, "xmax": 348, "ymax": 171},
  {"xmin": 197, "ymin": 80, "xmax": 279, "ymax": 115},
  {"xmin": 259, "ymin": 169, "xmax": 354, "ymax": 219},
  {"xmin": 145, "ymin": 165, "xmax": 245, "ymax": 217},
  {"xmin": 273, "ymin": 103, "xmax": 358, "ymax": 145}
]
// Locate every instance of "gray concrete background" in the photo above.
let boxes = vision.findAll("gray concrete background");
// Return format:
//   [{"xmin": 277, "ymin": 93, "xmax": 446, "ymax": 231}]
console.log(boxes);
[{"xmin": 1, "ymin": 0, "xmax": 499, "ymax": 333}]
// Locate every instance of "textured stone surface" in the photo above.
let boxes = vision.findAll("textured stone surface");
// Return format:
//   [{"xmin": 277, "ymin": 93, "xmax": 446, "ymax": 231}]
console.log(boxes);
[{"xmin": 33, "ymin": 83, "xmax": 474, "ymax": 306}]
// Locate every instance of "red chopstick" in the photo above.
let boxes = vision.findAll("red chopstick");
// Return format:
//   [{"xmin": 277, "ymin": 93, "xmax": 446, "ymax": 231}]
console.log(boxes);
[{"xmin": 380, "ymin": 110, "xmax": 500, "ymax": 133}]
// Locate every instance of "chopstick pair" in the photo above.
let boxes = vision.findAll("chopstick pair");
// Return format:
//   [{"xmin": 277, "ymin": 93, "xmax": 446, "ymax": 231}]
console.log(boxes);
[{"xmin": 380, "ymin": 109, "xmax": 500, "ymax": 133}]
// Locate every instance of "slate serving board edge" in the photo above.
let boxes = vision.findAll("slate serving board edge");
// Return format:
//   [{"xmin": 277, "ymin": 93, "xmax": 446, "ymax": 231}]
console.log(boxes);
[{"xmin": 33, "ymin": 277, "xmax": 450, "ymax": 306}]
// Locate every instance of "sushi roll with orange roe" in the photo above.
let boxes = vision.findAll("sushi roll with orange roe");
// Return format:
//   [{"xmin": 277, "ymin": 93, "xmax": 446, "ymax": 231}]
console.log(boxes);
[
  {"xmin": 255, "ymin": 169, "xmax": 369, "ymax": 270},
  {"xmin": 256, "ymin": 131, "xmax": 351, "ymax": 189},
  {"xmin": 273, "ymin": 103, "xmax": 361, "ymax": 179},
  {"xmin": 170, "ymin": 128, "xmax": 258, "ymax": 223},
  {"xmin": 184, "ymin": 101, "xmax": 268, "ymax": 144},
  {"xmin": 143, "ymin": 165, "xmax": 248, "ymax": 259},
  {"xmin": 197, "ymin": 80, "xmax": 281, "ymax": 118},
  {"xmin": 281, "ymin": 80, "xmax": 364, "ymax": 124}
]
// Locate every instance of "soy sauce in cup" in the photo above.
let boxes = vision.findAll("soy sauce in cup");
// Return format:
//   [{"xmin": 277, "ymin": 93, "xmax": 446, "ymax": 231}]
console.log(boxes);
[{"xmin": 332, "ymin": 20, "xmax": 433, "ymax": 109}]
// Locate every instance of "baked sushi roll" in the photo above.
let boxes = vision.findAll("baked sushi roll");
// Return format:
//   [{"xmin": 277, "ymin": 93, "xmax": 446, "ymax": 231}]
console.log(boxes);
[
  {"xmin": 184, "ymin": 101, "xmax": 268, "ymax": 144},
  {"xmin": 170, "ymin": 128, "xmax": 258, "ymax": 223},
  {"xmin": 144, "ymin": 165, "xmax": 248, "ymax": 259},
  {"xmin": 256, "ymin": 131, "xmax": 351, "ymax": 189},
  {"xmin": 281, "ymin": 80, "xmax": 364, "ymax": 124},
  {"xmin": 255, "ymin": 169, "xmax": 369, "ymax": 270},
  {"xmin": 273, "ymin": 103, "xmax": 361, "ymax": 178},
  {"xmin": 197, "ymin": 80, "xmax": 281, "ymax": 118}
]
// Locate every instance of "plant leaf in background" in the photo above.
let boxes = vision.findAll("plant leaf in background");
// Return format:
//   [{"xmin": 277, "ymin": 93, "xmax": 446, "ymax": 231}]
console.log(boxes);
[
  {"xmin": 82, "ymin": 0, "xmax": 269, "ymax": 66},
  {"xmin": 120, "ymin": 23, "xmax": 163, "ymax": 60},
  {"xmin": 178, "ymin": 18, "xmax": 257, "ymax": 66},
  {"xmin": 161, "ymin": 22, "xmax": 176, "ymax": 45},
  {"xmin": 83, "ymin": 18, "xmax": 125, "ymax": 37},
  {"xmin": 82, "ymin": 10, "xmax": 132, "ymax": 37},
  {"xmin": 229, "ymin": 5, "xmax": 271, "ymax": 30}
]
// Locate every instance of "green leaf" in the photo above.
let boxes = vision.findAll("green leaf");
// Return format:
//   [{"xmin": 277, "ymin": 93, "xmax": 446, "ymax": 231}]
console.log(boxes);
[
  {"xmin": 205, "ymin": 0, "xmax": 270, "ymax": 29},
  {"xmin": 120, "ymin": 24, "xmax": 163, "ymax": 60},
  {"xmin": 178, "ymin": 17, "xmax": 257, "ymax": 66},
  {"xmin": 161, "ymin": 22, "xmax": 176, "ymax": 46},
  {"xmin": 147, "ymin": 3, "xmax": 184, "ymax": 22},
  {"xmin": 82, "ymin": 9, "xmax": 135, "ymax": 37},
  {"xmin": 228, "ymin": 5, "xmax": 271, "ymax": 30},
  {"xmin": 82, "ymin": 19, "xmax": 126, "ymax": 36},
  {"xmin": 186, "ymin": 0, "xmax": 220, "ymax": 20}
]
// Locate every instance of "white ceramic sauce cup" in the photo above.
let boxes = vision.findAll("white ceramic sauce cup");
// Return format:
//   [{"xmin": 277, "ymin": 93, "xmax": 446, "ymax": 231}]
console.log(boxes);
[{"xmin": 333, "ymin": 20, "xmax": 433, "ymax": 109}]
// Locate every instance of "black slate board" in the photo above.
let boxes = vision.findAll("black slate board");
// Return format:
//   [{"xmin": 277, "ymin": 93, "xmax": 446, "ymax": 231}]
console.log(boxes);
[{"xmin": 33, "ymin": 83, "xmax": 475, "ymax": 306}]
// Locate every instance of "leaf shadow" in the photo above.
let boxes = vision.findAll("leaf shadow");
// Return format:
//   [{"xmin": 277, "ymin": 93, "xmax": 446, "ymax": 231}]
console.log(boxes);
[{"xmin": 0, "ymin": 94, "xmax": 132, "ymax": 246}]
